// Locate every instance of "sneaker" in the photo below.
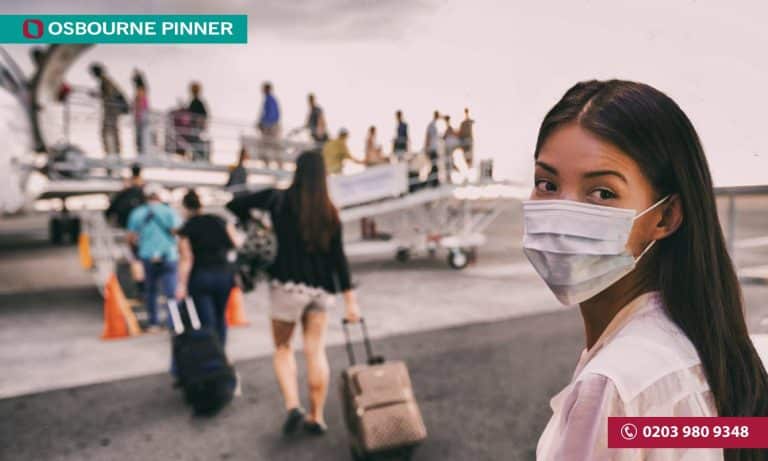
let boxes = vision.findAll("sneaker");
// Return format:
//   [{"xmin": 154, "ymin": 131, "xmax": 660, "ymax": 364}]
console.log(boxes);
[
  {"xmin": 303, "ymin": 420, "xmax": 328, "ymax": 436},
  {"xmin": 282, "ymin": 407, "xmax": 305, "ymax": 436}
]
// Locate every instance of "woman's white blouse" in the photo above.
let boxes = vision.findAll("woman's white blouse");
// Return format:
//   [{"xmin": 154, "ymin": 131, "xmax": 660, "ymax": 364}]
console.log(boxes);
[{"xmin": 536, "ymin": 291, "xmax": 722, "ymax": 460}]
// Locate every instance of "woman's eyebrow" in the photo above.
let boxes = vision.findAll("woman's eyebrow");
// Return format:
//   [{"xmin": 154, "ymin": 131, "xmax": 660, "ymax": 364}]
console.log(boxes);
[
  {"xmin": 535, "ymin": 161, "xmax": 558, "ymax": 175},
  {"xmin": 583, "ymin": 170, "xmax": 628, "ymax": 183}
]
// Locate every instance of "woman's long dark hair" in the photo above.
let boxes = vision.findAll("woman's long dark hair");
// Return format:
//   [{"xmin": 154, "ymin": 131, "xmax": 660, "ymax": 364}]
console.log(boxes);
[
  {"xmin": 288, "ymin": 149, "xmax": 340, "ymax": 252},
  {"xmin": 536, "ymin": 80, "xmax": 768, "ymax": 460}
]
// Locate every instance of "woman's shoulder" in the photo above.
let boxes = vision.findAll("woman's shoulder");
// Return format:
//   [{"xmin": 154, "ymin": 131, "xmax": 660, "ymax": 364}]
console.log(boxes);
[
  {"xmin": 567, "ymin": 366, "xmax": 715, "ymax": 418},
  {"xmin": 200, "ymin": 213, "xmax": 227, "ymax": 225},
  {"xmin": 577, "ymin": 299, "xmax": 707, "ymax": 404},
  {"xmin": 183, "ymin": 213, "xmax": 225, "ymax": 228}
]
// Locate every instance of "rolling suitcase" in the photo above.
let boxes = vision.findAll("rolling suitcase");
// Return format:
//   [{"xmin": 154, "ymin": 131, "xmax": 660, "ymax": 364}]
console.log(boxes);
[
  {"xmin": 168, "ymin": 298, "xmax": 236, "ymax": 416},
  {"xmin": 340, "ymin": 318, "xmax": 427, "ymax": 461}
]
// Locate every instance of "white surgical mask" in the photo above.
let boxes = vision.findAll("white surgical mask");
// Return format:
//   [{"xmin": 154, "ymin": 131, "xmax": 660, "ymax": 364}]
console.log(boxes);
[{"xmin": 522, "ymin": 196, "xmax": 669, "ymax": 306}]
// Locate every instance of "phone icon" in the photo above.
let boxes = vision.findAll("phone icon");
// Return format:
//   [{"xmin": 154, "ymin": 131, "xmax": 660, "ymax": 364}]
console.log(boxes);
[{"xmin": 621, "ymin": 423, "xmax": 638, "ymax": 441}]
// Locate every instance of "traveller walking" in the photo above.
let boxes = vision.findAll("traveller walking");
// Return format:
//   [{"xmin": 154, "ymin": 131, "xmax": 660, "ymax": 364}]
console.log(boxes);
[
  {"xmin": 186, "ymin": 81, "xmax": 209, "ymax": 161},
  {"xmin": 132, "ymin": 70, "xmax": 150, "ymax": 155},
  {"xmin": 105, "ymin": 163, "xmax": 145, "ymax": 228},
  {"xmin": 106, "ymin": 164, "xmax": 146, "ymax": 296},
  {"xmin": 458, "ymin": 107, "xmax": 474, "ymax": 168},
  {"xmin": 442, "ymin": 115, "xmax": 459, "ymax": 182},
  {"xmin": 392, "ymin": 110, "xmax": 409, "ymax": 159},
  {"xmin": 89, "ymin": 62, "xmax": 128, "ymax": 157},
  {"xmin": 176, "ymin": 189, "xmax": 240, "ymax": 346},
  {"xmin": 226, "ymin": 147, "xmax": 249, "ymax": 196},
  {"xmin": 226, "ymin": 150, "xmax": 361, "ymax": 436},
  {"xmin": 423, "ymin": 110, "xmax": 440, "ymax": 187},
  {"xmin": 257, "ymin": 81, "xmax": 282, "ymax": 168},
  {"xmin": 322, "ymin": 128, "xmax": 361, "ymax": 175},
  {"xmin": 126, "ymin": 183, "xmax": 182, "ymax": 332},
  {"xmin": 364, "ymin": 126, "xmax": 386, "ymax": 166},
  {"xmin": 306, "ymin": 93, "xmax": 328, "ymax": 144}
]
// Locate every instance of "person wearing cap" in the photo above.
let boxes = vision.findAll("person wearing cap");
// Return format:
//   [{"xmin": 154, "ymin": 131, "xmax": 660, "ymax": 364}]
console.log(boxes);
[
  {"xmin": 321, "ymin": 128, "xmax": 362, "ymax": 175},
  {"xmin": 126, "ymin": 183, "xmax": 182, "ymax": 332}
]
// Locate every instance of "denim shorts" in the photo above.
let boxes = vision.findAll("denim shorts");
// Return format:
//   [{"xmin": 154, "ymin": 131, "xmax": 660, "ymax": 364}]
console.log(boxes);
[{"xmin": 268, "ymin": 281, "xmax": 335, "ymax": 322}]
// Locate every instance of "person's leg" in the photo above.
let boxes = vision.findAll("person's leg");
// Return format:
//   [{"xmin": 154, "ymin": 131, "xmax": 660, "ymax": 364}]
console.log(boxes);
[
  {"xmin": 141, "ymin": 119, "xmax": 151, "ymax": 155},
  {"xmin": 104, "ymin": 115, "xmax": 117, "ymax": 155},
  {"xmin": 428, "ymin": 150, "xmax": 439, "ymax": 187},
  {"xmin": 135, "ymin": 121, "xmax": 143, "ymax": 155},
  {"xmin": 301, "ymin": 308, "xmax": 329, "ymax": 425},
  {"xmin": 189, "ymin": 271, "xmax": 216, "ymax": 332},
  {"xmin": 257, "ymin": 135, "xmax": 269, "ymax": 166},
  {"xmin": 159, "ymin": 261, "xmax": 178, "ymax": 329},
  {"xmin": 161, "ymin": 261, "xmax": 179, "ymax": 376},
  {"xmin": 113, "ymin": 116, "xmax": 121, "ymax": 155},
  {"xmin": 142, "ymin": 260, "xmax": 159, "ymax": 326},
  {"xmin": 101, "ymin": 118, "xmax": 110, "ymax": 155},
  {"xmin": 260, "ymin": 126, "xmax": 270, "ymax": 166},
  {"xmin": 464, "ymin": 143, "xmax": 473, "ymax": 168},
  {"xmin": 271, "ymin": 125, "xmax": 283, "ymax": 169},
  {"xmin": 210, "ymin": 272, "xmax": 234, "ymax": 346},
  {"xmin": 272, "ymin": 319, "xmax": 300, "ymax": 411}
]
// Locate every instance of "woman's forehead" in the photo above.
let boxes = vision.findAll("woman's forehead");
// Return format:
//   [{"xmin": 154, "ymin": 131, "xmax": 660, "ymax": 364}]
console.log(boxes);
[{"xmin": 537, "ymin": 124, "xmax": 641, "ymax": 177}]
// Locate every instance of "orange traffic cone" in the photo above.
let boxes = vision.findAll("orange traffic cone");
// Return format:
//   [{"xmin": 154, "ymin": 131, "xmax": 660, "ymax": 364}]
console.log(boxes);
[
  {"xmin": 101, "ymin": 273, "xmax": 140, "ymax": 339},
  {"xmin": 225, "ymin": 286, "xmax": 249, "ymax": 327},
  {"xmin": 78, "ymin": 232, "xmax": 93, "ymax": 270}
]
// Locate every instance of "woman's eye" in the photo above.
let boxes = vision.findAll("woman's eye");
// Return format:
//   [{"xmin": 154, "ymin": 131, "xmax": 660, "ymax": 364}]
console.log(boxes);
[
  {"xmin": 589, "ymin": 188, "xmax": 617, "ymax": 201},
  {"xmin": 535, "ymin": 179, "xmax": 557, "ymax": 194}
]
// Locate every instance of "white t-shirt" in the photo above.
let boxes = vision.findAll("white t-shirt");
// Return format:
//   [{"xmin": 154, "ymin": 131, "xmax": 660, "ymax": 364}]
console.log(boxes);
[{"xmin": 536, "ymin": 291, "xmax": 722, "ymax": 461}]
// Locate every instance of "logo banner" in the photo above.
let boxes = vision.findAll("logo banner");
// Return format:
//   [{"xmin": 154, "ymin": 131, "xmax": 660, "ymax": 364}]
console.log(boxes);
[{"xmin": 0, "ymin": 15, "xmax": 248, "ymax": 44}]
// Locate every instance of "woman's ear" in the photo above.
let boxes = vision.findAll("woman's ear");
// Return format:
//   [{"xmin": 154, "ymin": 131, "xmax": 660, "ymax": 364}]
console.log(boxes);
[{"xmin": 653, "ymin": 194, "xmax": 683, "ymax": 240}]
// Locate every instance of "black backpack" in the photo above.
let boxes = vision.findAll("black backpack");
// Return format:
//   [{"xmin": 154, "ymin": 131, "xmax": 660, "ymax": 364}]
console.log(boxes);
[
  {"xmin": 106, "ymin": 186, "xmax": 145, "ymax": 228},
  {"xmin": 168, "ymin": 298, "xmax": 236, "ymax": 416}
]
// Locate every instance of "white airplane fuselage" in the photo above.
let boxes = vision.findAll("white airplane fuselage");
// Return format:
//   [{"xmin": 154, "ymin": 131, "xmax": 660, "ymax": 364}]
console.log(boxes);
[{"xmin": 0, "ymin": 87, "xmax": 34, "ymax": 215}]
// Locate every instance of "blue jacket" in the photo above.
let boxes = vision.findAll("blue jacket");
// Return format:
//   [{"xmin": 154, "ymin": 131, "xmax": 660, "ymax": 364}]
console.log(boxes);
[{"xmin": 260, "ymin": 94, "xmax": 280, "ymax": 126}]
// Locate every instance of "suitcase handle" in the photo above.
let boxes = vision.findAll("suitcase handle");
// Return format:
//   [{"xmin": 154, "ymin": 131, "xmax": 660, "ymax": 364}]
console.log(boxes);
[
  {"xmin": 167, "ymin": 297, "xmax": 201, "ymax": 334},
  {"xmin": 342, "ymin": 318, "xmax": 383, "ymax": 366}
]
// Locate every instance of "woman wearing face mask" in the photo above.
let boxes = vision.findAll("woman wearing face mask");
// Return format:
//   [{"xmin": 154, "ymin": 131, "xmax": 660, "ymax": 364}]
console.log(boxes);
[{"xmin": 527, "ymin": 80, "xmax": 768, "ymax": 461}]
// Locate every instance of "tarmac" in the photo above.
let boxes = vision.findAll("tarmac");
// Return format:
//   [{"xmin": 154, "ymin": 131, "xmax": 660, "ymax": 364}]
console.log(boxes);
[{"xmin": 1, "ymin": 195, "xmax": 768, "ymax": 460}]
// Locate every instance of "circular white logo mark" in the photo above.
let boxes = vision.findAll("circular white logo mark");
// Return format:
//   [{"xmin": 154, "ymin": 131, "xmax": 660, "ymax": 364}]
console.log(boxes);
[{"xmin": 620, "ymin": 423, "xmax": 638, "ymax": 441}]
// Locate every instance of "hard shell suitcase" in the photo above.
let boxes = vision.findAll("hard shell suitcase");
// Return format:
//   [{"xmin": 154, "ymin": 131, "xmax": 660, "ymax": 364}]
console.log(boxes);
[
  {"xmin": 339, "ymin": 318, "xmax": 427, "ymax": 460},
  {"xmin": 168, "ymin": 298, "xmax": 236, "ymax": 416}
]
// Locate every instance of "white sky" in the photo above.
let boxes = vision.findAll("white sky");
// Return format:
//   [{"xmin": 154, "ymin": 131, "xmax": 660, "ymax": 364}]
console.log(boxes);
[{"xmin": 4, "ymin": 0, "xmax": 768, "ymax": 186}]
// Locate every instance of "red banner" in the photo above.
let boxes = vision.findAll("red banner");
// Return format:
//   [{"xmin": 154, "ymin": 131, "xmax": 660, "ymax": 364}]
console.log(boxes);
[{"xmin": 608, "ymin": 417, "xmax": 768, "ymax": 449}]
